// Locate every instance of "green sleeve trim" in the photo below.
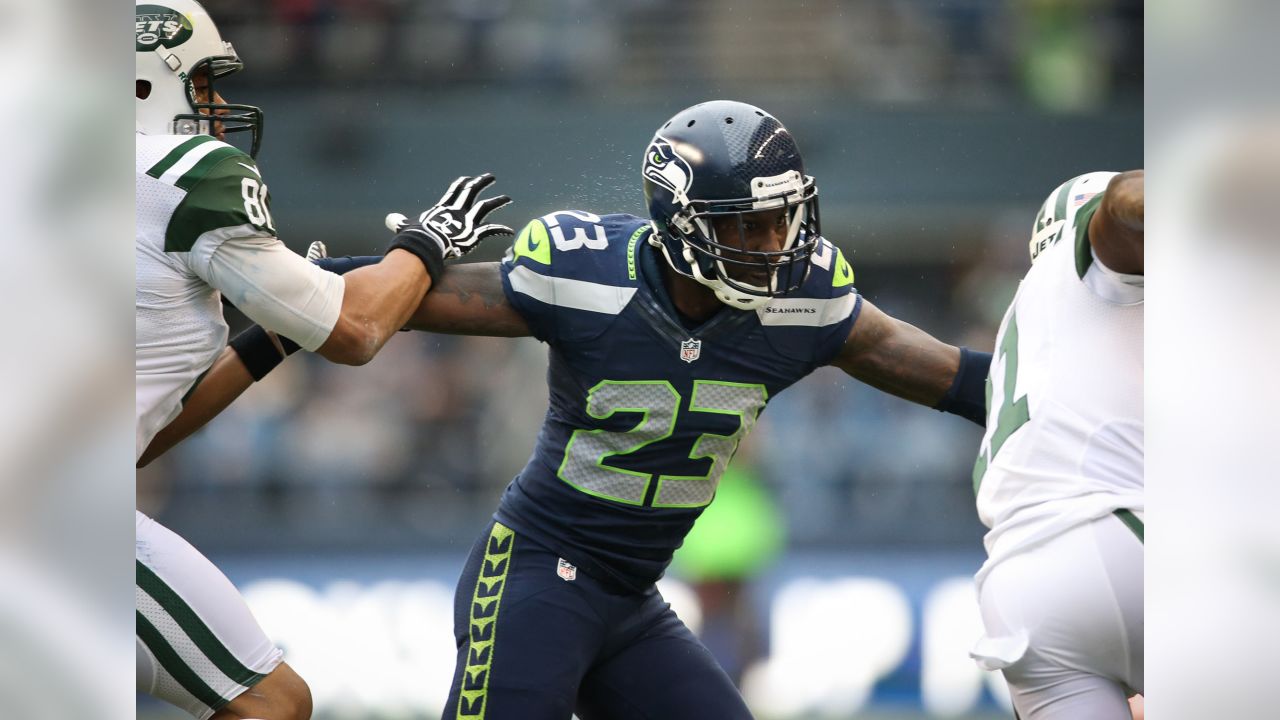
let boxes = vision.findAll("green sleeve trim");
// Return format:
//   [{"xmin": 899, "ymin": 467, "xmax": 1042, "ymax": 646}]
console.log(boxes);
[
  {"xmin": 145, "ymin": 135, "xmax": 217, "ymax": 179},
  {"xmin": 1074, "ymin": 193, "xmax": 1105, "ymax": 279},
  {"xmin": 165, "ymin": 154, "xmax": 275, "ymax": 252},
  {"xmin": 831, "ymin": 247, "xmax": 855, "ymax": 288},
  {"xmin": 626, "ymin": 225, "xmax": 649, "ymax": 280}
]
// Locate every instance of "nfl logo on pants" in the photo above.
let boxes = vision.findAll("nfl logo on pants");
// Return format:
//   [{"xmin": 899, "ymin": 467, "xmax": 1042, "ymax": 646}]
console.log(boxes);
[
  {"xmin": 680, "ymin": 338, "xmax": 702, "ymax": 363},
  {"xmin": 556, "ymin": 558, "xmax": 577, "ymax": 582}
]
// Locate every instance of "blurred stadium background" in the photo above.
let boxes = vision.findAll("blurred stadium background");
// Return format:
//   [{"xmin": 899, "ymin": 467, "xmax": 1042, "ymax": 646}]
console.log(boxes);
[{"xmin": 137, "ymin": 0, "xmax": 1141, "ymax": 717}]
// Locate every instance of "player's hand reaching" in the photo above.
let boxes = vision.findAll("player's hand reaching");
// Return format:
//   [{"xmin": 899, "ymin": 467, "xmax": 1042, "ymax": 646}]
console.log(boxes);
[{"xmin": 384, "ymin": 173, "xmax": 513, "ymax": 280}]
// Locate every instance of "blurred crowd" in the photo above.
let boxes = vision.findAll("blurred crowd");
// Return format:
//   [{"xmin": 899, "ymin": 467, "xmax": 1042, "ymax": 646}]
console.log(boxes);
[{"xmin": 210, "ymin": 0, "xmax": 1142, "ymax": 111}]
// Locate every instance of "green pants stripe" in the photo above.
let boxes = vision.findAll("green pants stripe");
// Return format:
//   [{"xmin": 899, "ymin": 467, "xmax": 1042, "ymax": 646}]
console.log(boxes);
[
  {"xmin": 1114, "ymin": 509, "xmax": 1144, "ymax": 543},
  {"xmin": 136, "ymin": 560, "xmax": 267, "ymax": 687},
  {"xmin": 136, "ymin": 610, "xmax": 231, "ymax": 712},
  {"xmin": 456, "ymin": 522, "xmax": 516, "ymax": 720}
]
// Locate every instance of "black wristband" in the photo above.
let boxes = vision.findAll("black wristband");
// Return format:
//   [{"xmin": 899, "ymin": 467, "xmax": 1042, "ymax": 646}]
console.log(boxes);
[
  {"xmin": 934, "ymin": 347, "xmax": 993, "ymax": 427},
  {"xmin": 387, "ymin": 229, "xmax": 445, "ymax": 282},
  {"xmin": 228, "ymin": 325, "xmax": 295, "ymax": 381}
]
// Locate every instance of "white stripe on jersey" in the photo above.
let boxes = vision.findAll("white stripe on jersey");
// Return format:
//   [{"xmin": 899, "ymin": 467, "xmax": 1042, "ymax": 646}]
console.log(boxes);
[
  {"xmin": 156, "ymin": 140, "xmax": 228, "ymax": 186},
  {"xmin": 757, "ymin": 293, "xmax": 857, "ymax": 327},
  {"xmin": 508, "ymin": 265, "xmax": 637, "ymax": 314}
]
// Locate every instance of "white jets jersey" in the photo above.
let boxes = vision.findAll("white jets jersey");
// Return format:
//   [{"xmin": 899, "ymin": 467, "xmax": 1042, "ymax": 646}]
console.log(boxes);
[
  {"xmin": 135, "ymin": 132, "xmax": 279, "ymax": 461},
  {"xmin": 973, "ymin": 172, "xmax": 1144, "ymax": 584}
]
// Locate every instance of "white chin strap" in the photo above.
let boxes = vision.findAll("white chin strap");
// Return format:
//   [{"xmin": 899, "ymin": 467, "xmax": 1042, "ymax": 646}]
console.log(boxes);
[
  {"xmin": 683, "ymin": 243, "xmax": 772, "ymax": 310},
  {"xmin": 648, "ymin": 223, "xmax": 775, "ymax": 311}
]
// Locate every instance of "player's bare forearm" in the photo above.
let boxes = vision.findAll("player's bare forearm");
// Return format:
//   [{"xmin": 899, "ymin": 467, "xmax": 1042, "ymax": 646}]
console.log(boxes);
[
  {"xmin": 830, "ymin": 300, "xmax": 961, "ymax": 407},
  {"xmin": 406, "ymin": 262, "xmax": 532, "ymax": 337},
  {"xmin": 317, "ymin": 250, "xmax": 431, "ymax": 364},
  {"xmin": 138, "ymin": 347, "xmax": 254, "ymax": 467},
  {"xmin": 1089, "ymin": 169, "xmax": 1144, "ymax": 274}
]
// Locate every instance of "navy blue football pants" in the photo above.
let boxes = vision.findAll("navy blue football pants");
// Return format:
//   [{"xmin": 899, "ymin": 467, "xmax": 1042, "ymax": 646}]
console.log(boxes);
[{"xmin": 442, "ymin": 521, "xmax": 754, "ymax": 720}]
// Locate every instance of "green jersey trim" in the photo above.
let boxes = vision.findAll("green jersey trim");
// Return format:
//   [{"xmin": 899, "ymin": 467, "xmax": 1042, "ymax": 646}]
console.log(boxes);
[
  {"xmin": 626, "ymin": 224, "xmax": 648, "ymax": 281},
  {"xmin": 174, "ymin": 146, "xmax": 244, "ymax": 191},
  {"xmin": 511, "ymin": 219, "xmax": 552, "ymax": 266},
  {"xmin": 832, "ymin": 246, "xmax": 855, "ymax": 288},
  {"xmin": 165, "ymin": 154, "xmax": 276, "ymax": 253},
  {"xmin": 1074, "ymin": 193, "xmax": 1105, "ymax": 279},
  {"xmin": 145, "ymin": 135, "xmax": 218, "ymax": 180}
]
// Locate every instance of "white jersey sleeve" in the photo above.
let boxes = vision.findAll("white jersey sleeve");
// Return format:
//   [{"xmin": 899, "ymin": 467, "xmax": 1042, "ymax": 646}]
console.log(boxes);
[
  {"xmin": 194, "ymin": 234, "xmax": 344, "ymax": 353},
  {"xmin": 972, "ymin": 172, "xmax": 1144, "ymax": 585}
]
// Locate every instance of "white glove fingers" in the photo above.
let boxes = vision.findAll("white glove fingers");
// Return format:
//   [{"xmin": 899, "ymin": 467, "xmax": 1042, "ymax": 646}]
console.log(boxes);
[
  {"xmin": 305, "ymin": 241, "xmax": 328, "ymax": 261},
  {"xmin": 434, "ymin": 175, "xmax": 473, "ymax": 211},
  {"xmin": 468, "ymin": 194, "xmax": 512, "ymax": 223},
  {"xmin": 475, "ymin": 223, "xmax": 515, "ymax": 241},
  {"xmin": 451, "ymin": 173, "xmax": 496, "ymax": 210}
]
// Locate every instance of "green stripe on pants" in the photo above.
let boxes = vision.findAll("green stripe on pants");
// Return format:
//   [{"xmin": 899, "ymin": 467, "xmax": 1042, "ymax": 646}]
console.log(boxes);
[
  {"xmin": 135, "ymin": 560, "xmax": 267, "ymax": 687},
  {"xmin": 456, "ymin": 523, "xmax": 515, "ymax": 720},
  {"xmin": 136, "ymin": 610, "xmax": 231, "ymax": 713},
  {"xmin": 1114, "ymin": 509, "xmax": 1144, "ymax": 543}
]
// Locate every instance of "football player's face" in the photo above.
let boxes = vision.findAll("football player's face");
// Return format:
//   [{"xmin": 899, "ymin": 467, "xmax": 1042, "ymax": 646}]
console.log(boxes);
[
  {"xmin": 710, "ymin": 208, "xmax": 789, "ymax": 284},
  {"xmin": 190, "ymin": 71, "xmax": 227, "ymax": 141}
]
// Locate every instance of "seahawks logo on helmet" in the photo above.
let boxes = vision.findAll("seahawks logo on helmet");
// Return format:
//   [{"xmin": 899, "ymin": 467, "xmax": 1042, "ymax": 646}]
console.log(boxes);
[
  {"xmin": 135, "ymin": 5, "xmax": 194, "ymax": 51},
  {"xmin": 643, "ymin": 137, "xmax": 693, "ymax": 204}
]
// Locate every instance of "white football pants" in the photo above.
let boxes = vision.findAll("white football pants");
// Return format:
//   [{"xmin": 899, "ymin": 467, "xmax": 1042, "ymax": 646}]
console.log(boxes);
[
  {"xmin": 136, "ymin": 511, "xmax": 283, "ymax": 719},
  {"xmin": 972, "ymin": 512, "xmax": 1143, "ymax": 719}
]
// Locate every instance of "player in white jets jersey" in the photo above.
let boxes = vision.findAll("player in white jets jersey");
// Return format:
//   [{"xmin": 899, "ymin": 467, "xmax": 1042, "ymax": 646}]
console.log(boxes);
[
  {"xmin": 969, "ymin": 170, "xmax": 1144, "ymax": 719},
  {"xmin": 135, "ymin": 2, "xmax": 512, "ymax": 717}
]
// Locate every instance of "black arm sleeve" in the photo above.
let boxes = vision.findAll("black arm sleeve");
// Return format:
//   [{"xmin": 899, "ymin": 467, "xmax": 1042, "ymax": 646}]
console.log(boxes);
[{"xmin": 934, "ymin": 347, "xmax": 992, "ymax": 427}]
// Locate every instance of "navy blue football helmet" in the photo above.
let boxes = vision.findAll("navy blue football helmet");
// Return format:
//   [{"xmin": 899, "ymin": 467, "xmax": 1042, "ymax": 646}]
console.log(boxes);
[{"xmin": 643, "ymin": 100, "xmax": 821, "ymax": 309}]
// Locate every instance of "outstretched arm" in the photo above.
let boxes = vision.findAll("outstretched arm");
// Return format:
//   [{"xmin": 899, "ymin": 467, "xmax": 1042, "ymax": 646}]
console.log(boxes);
[
  {"xmin": 405, "ymin": 261, "xmax": 532, "ymax": 337},
  {"xmin": 139, "ymin": 260, "xmax": 532, "ymax": 467},
  {"xmin": 1089, "ymin": 170, "xmax": 1144, "ymax": 274},
  {"xmin": 830, "ymin": 300, "xmax": 989, "ymax": 425},
  {"xmin": 138, "ymin": 345, "xmax": 255, "ymax": 467}
]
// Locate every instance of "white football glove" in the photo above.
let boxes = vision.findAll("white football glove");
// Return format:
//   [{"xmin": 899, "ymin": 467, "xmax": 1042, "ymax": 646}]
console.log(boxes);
[{"xmin": 384, "ymin": 173, "xmax": 514, "ymax": 261}]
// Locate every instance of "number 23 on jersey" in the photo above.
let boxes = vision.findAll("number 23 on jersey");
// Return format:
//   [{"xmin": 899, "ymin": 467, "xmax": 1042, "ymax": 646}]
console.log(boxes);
[{"xmin": 558, "ymin": 380, "xmax": 767, "ymax": 508}]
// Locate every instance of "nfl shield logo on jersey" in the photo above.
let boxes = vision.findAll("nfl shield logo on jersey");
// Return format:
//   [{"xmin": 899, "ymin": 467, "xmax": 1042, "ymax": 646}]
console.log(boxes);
[
  {"xmin": 556, "ymin": 558, "xmax": 577, "ymax": 582},
  {"xmin": 680, "ymin": 338, "xmax": 702, "ymax": 363}
]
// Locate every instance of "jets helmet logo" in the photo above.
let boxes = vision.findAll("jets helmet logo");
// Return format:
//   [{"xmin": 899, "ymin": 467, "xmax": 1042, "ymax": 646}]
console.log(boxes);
[
  {"xmin": 643, "ymin": 137, "xmax": 693, "ymax": 203},
  {"xmin": 135, "ymin": 5, "xmax": 194, "ymax": 51}
]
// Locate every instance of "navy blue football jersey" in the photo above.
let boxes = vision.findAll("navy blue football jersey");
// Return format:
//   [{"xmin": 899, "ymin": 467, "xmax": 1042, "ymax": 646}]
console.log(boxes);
[{"xmin": 496, "ymin": 210, "xmax": 861, "ymax": 591}]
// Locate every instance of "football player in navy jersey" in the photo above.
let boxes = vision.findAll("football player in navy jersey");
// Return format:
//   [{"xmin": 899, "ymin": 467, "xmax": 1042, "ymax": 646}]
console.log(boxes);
[
  {"xmin": 402, "ymin": 100, "xmax": 992, "ymax": 720},
  {"xmin": 182, "ymin": 100, "xmax": 992, "ymax": 719}
]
